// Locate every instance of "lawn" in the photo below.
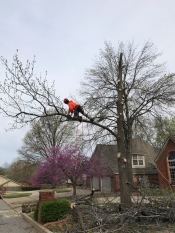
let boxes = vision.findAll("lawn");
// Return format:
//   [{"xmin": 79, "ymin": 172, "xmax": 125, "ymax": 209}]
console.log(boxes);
[
  {"xmin": 54, "ymin": 188, "xmax": 71, "ymax": 193},
  {"xmin": 2, "ymin": 193, "xmax": 32, "ymax": 198}
]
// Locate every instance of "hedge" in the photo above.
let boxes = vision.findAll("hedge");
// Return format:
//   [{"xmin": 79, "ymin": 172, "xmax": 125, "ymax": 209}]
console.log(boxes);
[
  {"xmin": 22, "ymin": 186, "xmax": 41, "ymax": 191},
  {"xmin": 40, "ymin": 198, "xmax": 70, "ymax": 223},
  {"xmin": 34, "ymin": 202, "xmax": 39, "ymax": 221}
]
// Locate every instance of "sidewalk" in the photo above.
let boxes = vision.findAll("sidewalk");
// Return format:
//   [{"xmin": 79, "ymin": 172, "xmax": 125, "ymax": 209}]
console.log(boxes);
[{"xmin": 0, "ymin": 199, "xmax": 38, "ymax": 233}]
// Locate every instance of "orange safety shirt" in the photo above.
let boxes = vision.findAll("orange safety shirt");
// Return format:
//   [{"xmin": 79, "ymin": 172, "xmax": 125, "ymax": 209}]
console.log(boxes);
[{"xmin": 67, "ymin": 100, "xmax": 79, "ymax": 114}]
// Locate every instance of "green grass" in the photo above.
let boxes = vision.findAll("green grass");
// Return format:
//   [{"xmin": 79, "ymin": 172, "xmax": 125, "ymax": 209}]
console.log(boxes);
[
  {"xmin": 28, "ymin": 212, "xmax": 35, "ymax": 219},
  {"xmin": 54, "ymin": 188, "xmax": 71, "ymax": 193},
  {"xmin": 2, "ymin": 193, "xmax": 32, "ymax": 198}
]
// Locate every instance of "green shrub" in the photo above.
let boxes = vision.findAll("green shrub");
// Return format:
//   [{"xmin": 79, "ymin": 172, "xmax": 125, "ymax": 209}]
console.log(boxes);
[
  {"xmin": 34, "ymin": 202, "xmax": 39, "ymax": 221},
  {"xmin": 40, "ymin": 198, "xmax": 70, "ymax": 223}
]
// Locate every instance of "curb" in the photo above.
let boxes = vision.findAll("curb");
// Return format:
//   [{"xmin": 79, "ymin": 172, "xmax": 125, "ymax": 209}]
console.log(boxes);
[{"xmin": 21, "ymin": 213, "xmax": 52, "ymax": 233}]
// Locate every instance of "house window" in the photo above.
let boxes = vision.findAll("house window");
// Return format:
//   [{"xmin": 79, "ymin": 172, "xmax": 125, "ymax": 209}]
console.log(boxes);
[
  {"xmin": 132, "ymin": 154, "xmax": 145, "ymax": 168},
  {"xmin": 168, "ymin": 151, "xmax": 175, "ymax": 185}
]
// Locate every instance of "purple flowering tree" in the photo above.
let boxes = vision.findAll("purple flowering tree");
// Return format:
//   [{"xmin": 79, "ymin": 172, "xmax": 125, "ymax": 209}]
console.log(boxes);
[{"xmin": 31, "ymin": 145, "xmax": 106, "ymax": 196}]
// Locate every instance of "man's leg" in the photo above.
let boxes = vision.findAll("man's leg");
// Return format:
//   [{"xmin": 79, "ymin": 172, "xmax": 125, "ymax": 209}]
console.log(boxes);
[
  {"xmin": 78, "ymin": 106, "xmax": 93, "ymax": 121},
  {"xmin": 74, "ymin": 107, "xmax": 82, "ymax": 122},
  {"xmin": 81, "ymin": 110, "xmax": 94, "ymax": 121}
]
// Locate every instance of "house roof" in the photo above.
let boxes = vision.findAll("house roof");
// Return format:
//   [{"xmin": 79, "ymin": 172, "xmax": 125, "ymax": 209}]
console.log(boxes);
[
  {"xmin": 155, "ymin": 136, "xmax": 175, "ymax": 162},
  {"xmin": 0, "ymin": 175, "xmax": 10, "ymax": 185},
  {"xmin": 0, "ymin": 175, "xmax": 22, "ymax": 186},
  {"xmin": 92, "ymin": 137, "xmax": 158, "ymax": 175}
]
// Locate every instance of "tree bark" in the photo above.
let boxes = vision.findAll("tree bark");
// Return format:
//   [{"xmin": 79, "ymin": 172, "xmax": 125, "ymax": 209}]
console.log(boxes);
[
  {"xmin": 72, "ymin": 184, "xmax": 77, "ymax": 196},
  {"xmin": 126, "ymin": 122, "xmax": 133, "ymax": 185},
  {"xmin": 117, "ymin": 53, "xmax": 132, "ymax": 208}
]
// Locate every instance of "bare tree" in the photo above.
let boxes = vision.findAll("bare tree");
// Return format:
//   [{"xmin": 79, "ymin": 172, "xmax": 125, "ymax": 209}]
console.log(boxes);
[
  {"xmin": 79, "ymin": 41, "xmax": 175, "ymax": 207},
  {"xmin": 18, "ymin": 111, "xmax": 75, "ymax": 163},
  {"xmin": 0, "ymin": 41, "xmax": 175, "ymax": 207}
]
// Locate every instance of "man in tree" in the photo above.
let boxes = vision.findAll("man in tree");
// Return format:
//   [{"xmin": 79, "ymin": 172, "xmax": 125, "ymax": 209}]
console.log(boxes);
[{"xmin": 63, "ymin": 98, "xmax": 93, "ymax": 122}]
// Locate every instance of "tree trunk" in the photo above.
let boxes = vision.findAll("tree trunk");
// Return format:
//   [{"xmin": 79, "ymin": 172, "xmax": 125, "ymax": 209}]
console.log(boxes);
[
  {"xmin": 117, "ymin": 53, "xmax": 132, "ymax": 208},
  {"xmin": 123, "ymin": 85, "xmax": 133, "ymax": 186},
  {"xmin": 126, "ymin": 123, "xmax": 133, "ymax": 185},
  {"xmin": 72, "ymin": 184, "xmax": 77, "ymax": 196}
]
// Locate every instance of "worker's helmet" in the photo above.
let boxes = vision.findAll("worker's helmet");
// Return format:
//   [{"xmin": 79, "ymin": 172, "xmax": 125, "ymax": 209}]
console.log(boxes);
[{"xmin": 64, "ymin": 98, "xmax": 69, "ymax": 104}]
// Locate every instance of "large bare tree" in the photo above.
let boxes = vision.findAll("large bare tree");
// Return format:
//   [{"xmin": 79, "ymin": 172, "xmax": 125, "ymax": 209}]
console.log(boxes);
[
  {"xmin": 79, "ymin": 41, "xmax": 175, "ymax": 207},
  {"xmin": 0, "ymin": 41, "xmax": 175, "ymax": 207}
]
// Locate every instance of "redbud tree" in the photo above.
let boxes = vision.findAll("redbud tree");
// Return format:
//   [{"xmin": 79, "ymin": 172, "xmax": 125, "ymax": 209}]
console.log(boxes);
[{"xmin": 31, "ymin": 145, "xmax": 106, "ymax": 196}]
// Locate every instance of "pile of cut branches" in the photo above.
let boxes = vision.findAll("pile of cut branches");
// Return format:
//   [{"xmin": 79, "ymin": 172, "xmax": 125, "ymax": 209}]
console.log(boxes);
[{"xmin": 65, "ymin": 188, "xmax": 175, "ymax": 233}]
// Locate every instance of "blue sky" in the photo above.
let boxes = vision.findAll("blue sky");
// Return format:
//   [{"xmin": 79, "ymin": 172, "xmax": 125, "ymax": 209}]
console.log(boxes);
[{"xmin": 0, "ymin": 0, "xmax": 175, "ymax": 166}]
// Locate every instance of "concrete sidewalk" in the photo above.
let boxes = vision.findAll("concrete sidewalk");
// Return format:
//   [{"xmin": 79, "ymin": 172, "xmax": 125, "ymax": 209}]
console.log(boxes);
[{"xmin": 0, "ymin": 199, "xmax": 39, "ymax": 233}]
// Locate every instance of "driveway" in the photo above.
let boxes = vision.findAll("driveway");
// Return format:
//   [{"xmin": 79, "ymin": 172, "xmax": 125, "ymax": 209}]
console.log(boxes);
[{"xmin": 0, "ymin": 199, "xmax": 38, "ymax": 233}]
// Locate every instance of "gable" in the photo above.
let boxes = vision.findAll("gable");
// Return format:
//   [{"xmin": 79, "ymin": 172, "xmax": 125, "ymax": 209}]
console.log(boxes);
[
  {"xmin": 92, "ymin": 144, "xmax": 118, "ymax": 174},
  {"xmin": 0, "ymin": 175, "xmax": 21, "ymax": 187},
  {"xmin": 3, "ymin": 180, "xmax": 22, "ymax": 187},
  {"xmin": 155, "ymin": 136, "xmax": 175, "ymax": 163},
  {"xmin": 0, "ymin": 175, "xmax": 10, "ymax": 185}
]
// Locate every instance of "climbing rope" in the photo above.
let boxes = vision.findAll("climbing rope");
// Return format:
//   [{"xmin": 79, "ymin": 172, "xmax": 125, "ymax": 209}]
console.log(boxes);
[
  {"xmin": 82, "ymin": 119, "xmax": 84, "ymax": 140},
  {"xmin": 76, "ymin": 121, "xmax": 78, "ymax": 149},
  {"xmin": 75, "ymin": 118, "xmax": 84, "ymax": 149}
]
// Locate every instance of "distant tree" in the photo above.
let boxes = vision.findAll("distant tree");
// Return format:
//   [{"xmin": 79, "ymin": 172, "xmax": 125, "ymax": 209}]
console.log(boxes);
[
  {"xmin": 18, "ymin": 111, "xmax": 75, "ymax": 163},
  {"xmin": 31, "ymin": 145, "xmax": 106, "ymax": 196},
  {"xmin": 6, "ymin": 159, "xmax": 37, "ymax": 183},
  {"xmin": 0, "ymin": 166, "xmax": 6, "ymax": 175},
  {"xmin": 136, "ymin": 116, "xmax": 175, "ymax": 149},
  {"xmin": 153, "ymin": 116, "xmax": 175, "ymax": 148},
  {"xmin": 0, "ymin": 163, "xmax": 10, "ymax": 176}
]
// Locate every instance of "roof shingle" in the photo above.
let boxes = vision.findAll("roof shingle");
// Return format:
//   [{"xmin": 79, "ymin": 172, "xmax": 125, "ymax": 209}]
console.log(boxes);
[{"xmin": 92, "ymin": 137, "xmax": 158, "ymax": 175}]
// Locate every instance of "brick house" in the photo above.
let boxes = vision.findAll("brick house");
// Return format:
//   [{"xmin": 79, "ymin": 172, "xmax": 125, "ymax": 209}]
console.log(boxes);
[
  {"xmin": 155, "ymin": 136, "xmax": 175, "ymax": 188},
  {"xmin": 91, "ymin": 137, "xmax": 159, "ymax": 192}
]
